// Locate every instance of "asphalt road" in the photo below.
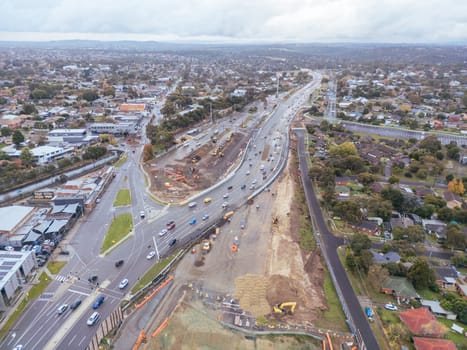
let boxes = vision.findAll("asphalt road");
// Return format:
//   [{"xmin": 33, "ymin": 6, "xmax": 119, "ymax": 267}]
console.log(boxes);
[
  {"xmin": 5, "ymin": 76, "xmax": 322, "ymax": 350},
  {"xmin": 295, "ymin": 130, "xmax": 380, "ymax": 350}
]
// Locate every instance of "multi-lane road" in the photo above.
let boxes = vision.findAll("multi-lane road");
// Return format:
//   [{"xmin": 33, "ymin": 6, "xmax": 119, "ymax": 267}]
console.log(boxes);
[{"xmin": 5, "ymin": 77, "xmax": 321, "ymax": 350}]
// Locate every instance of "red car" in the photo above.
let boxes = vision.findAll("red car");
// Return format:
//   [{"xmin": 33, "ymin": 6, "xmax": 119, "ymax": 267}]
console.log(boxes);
[{"xmin": 167, "ymin": 221, "xmax": 176, "ymax": 230}]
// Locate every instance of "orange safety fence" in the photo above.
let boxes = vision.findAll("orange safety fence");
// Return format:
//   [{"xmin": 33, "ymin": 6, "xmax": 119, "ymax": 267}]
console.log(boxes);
[
  {"xmin": 132, "ymin": 329, "xmax": 147, "ymax": 350},
  {"xmin": 135, "ymin": 275, "xmax": 174, "ymax": 309},
  {"xmin": 326, "ymin": 332, "xmax": 333, "ymax": 350},
  {"xmin": 151, "ymin": 317, "xmax": 170, "ymax": 338}
]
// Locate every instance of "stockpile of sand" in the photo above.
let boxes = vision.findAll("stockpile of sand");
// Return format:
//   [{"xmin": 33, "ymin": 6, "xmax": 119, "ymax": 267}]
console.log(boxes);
[{"xmin": 234, "ymin": 274, "xmax": 270, "ymax": 317}]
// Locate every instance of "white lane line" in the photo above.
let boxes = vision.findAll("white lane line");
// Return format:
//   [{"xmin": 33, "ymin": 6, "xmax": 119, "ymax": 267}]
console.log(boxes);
[
  {"xmin": 68, "ymin": 289, "xmax": 91, "ymax": 297},
  {"xmin": 78, "ymin": 336, "xmax": 86, "ymax": 346},
  {"xmin": 68, "ymin": 334, "xmax": 77, "ymax": 346}
]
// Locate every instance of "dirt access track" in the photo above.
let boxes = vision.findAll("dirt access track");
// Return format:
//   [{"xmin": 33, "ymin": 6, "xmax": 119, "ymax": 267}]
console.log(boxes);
[{"xmin": 143, "ymin": 146, "xmax": 329, "ymax": 349}]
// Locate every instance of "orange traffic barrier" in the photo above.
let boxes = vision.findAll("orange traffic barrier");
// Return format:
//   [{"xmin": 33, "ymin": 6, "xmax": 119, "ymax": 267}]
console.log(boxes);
[
  {"xmin": 132, "ymin": 329, "xmax": 147, "ymax": 350},
  {"xmin": 151, "ymin": 317, "xmax": 170, "ymax": 338},
  {"xmin": 326, "ymin": 332, "xmax": 333, "ymax": 350},
  {"xmin": 231, "ymin": 245, "xmax": 237, "ymax": 252},
  {"xmin": 136, "ymin": 275, "xmax": 174, "ymax": 309}
]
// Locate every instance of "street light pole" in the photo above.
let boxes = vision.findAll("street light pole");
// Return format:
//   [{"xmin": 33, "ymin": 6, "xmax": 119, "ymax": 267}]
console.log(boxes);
[{"xmin": 152, "ymin": 236, "xmax": 160, "ymax": 261}]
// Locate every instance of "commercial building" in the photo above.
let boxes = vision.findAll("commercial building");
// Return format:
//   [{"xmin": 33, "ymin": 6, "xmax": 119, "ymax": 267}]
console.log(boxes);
[{"xmin": 0, "ymin": 250, "xmax": 36, "ymax": 310}]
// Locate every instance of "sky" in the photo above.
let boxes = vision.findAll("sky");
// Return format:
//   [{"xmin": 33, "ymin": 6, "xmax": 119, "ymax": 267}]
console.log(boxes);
[{"xmin": 0, "ymin": 0, "xmax": 466, "ymax": 43}]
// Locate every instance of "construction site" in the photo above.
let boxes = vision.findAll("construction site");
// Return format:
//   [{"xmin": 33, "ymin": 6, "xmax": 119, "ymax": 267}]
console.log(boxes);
[{"xmin": 134, "ymin": 148, "xmax": 354, "ymax": 349}]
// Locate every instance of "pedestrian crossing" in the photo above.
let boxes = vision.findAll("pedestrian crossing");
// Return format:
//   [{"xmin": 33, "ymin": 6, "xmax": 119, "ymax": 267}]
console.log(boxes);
[{"xmin": 55, "ymin": 274, "xmax": 72, "ymax": 282}]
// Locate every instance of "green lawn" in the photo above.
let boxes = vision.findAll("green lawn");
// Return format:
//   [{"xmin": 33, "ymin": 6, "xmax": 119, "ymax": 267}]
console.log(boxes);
[
  {"xmin": 114, "ymin": 154, "xmax": 128, "ymax": 167},
  {"xmin": 0, "ymin": 272, "xmax": 51, "ymax": 341},
  {"xmin": 113, "ymin": 189, "xmax": 131, "ymax": 206},
  {"xmin": 315, "ymin": 272, "xmax": 348, "ymax": 331},
  {"xmin": 100, "ymin": 213, "xmax": 133, "ymax": 254},
  {"xmin": 437, "ymin": 317, "xmax": 467, "ymax": 346},
  {"xmin": 47, "ymin": 261, "xmax": 66, "ymax": 274},
  {"xmin": 131, "ymin": 253, "xmax": 178, "ymax": 294},
  {"xmin": 417, "ymin": 288, "xmax": 440, "ymax": 300}
]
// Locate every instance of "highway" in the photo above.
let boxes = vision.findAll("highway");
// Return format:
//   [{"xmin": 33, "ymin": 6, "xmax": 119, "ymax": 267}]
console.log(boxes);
[
  {"xmin": 5, "ymin": 76, "xmax": 322, "ymax": 350},
  {"xmin": 295, "ymin": 129, "xmax": 380, "ymax": 350}
]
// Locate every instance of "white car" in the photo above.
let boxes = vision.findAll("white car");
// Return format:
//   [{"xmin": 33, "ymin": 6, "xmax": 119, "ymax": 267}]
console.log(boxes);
[
  {"xmin": 188, "ymin": 202, "xmax": 197, "ymax": 208},
  {"xmin": 139, "ymin": 211, "xmax": 145, "ymax": 218},
  {"xmin": 57, "ymin": 303, "xmax": 68, "ymax": 315},
  {"xmin": 246, "ymin": 171, "xmax": 250, "ymax": 175},
  {"xmin": 146, "ymin": 251, "xmax": 156, "ymax": 259},
  {"xmin": 252, "ymin": 179, "xmax": 257, "ymax": 184},
  {"xmin": 119, "ymin": 278, "xmax": 129, "ymax": 289},
  {"xmin": 384, "ymin": 303, "xmax": 398, "ymax": 311},
  {"xmin": 222, "ymin": 202, "xmax": 229, "ymax": 208},
  {"xmin": 158, "ymin": 229, "xmax": 168, "ymax": 237},
  {"xmin": 87, "ymin": 311, "xmax": 100, "ymax": 326},
  {"xmin": 223, "ymin": 193, "xmax": 229, "ymax": 199}
]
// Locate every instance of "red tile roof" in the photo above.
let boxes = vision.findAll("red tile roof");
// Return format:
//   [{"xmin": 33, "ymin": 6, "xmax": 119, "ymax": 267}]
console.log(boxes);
[
  {"xmin": 399, "ymin": 308, "xmax": 447, "ymax": 337},
  {"xmin": 413, "ymin": 337, "xmax": 457, "ymax": 350},
  {"xmin": 119, "ymin": 103, "xmax": 145, "ymax": 112}
]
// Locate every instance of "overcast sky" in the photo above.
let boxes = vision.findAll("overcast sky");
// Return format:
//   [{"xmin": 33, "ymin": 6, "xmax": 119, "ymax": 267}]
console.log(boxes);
[{"xmin": 0, "ymin": 0, "xmax": 466, "ymax": 43}]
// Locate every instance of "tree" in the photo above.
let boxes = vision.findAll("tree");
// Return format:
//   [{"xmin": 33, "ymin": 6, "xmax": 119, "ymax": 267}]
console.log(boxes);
[
  {"xmin": 20, "ymin": 147, "xmax": 34, "ymax": 167},
  {"xmin": 1, "ymin": 127, "xmax": 12, "ymax": 137},
  {"xmin": 388, "ymin": 175, "xmax": 399, "ymax": 184},
  {"xmin": 418, "ymin": 135, "xmax": 441, "ymax": 153},
  {"xmin": 21, "ymin": 103, "xmax": 37, "ymax": 115},
  {"xmin": 350, "ymin": 233, "xmax": 371, "ymax": 255},
  {"xmin": 381, "ymin": 187, "xmax": 404, "ymax": 212},
  {"xmin": 333, "ymin": 200, "xmax": 363, "ymax": 223},
  {"xmin": 408, "ymin": 259, "xmax": 436, "ymax": 290},
  {"xmin": 447, "ymin": 178, "xmax": 465, "ymax": 195},
  {"xmin": 81, "ymin": 90, "xmax": 99, "ymax": 102},
  {"xmin": 367, "ymin": 199, "xmax": 392, "ymax": 221},
  {"xmin": 367, "ymin": 264, "xmax": 389, "ymax": 292},
  {"xmin": 142, "ymin": 144, "xmax": 154, "ymax": 162},
  {"xmin": 357, "ymin": 172, "xmax": 376, "ymax": 186},
  {"xmin": 446, "ymin": 225, "xmax": 466, "ymax": 250},
  {"xmin": 329, "ymin": 141, "xmax": 358, "ymax": 159},
  {"xmin": 82, "ymin": 146, "xmax": 107, "ymax": 160},
  {"xmin": 12, "ymin": 130, "xmax": 24, "ymax": 147}
]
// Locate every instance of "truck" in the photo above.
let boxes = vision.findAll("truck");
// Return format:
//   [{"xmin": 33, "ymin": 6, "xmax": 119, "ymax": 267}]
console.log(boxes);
[
  {"xmin": 201, "ymin": 239, "xmax": 211, "ymax": 254},
  {"xmin": 223, "ymin": 211, "xmax": 234, "ymax": 221}
]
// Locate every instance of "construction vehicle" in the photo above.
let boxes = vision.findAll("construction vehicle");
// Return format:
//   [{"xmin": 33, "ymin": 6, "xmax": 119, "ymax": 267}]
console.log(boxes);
[
  {"xmin": 223, "ymin": 211, "xmax": 234, "ymax": 221},
  {"xmin": 273, "ymin": 302, "xmax": 297, "ymax": 315},
  {"xmin": 201, "ymin": 239, "xmax": 211, "ymax": 254}
]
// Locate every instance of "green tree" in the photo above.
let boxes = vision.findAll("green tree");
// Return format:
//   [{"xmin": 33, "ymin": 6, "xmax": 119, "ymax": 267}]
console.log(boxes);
[
  {"xmin": 367, "ymin": 199, "xmax": 392, "ymax": 221},
  {"xmin": 12, "ymin": 130, "xmax": 25, "ymax": 147},
  {"xmin": 446, "ymin": 225, "xmax": 466, "ymax": 250},
  {"xmin": 357, "ymin": 172, "xmax": 376, "ymax": 186},
  {"xmin": 82, "ymin": 146, "xmax": 107, "ymax": 160},
  {"xmin": 1, "ymin": 127, "xmax": 12, "ymax": 137},
  {"xmin": 329, "ymin": 141, "xmax": 358, "ymax": 159},
  {"xmin": 408, "ymin": 259, "xmax": 436, "ymax": 290},
  {"xmin": 21, "ymin": 103, "xmax": 37, "ymax": 115},
  {"xmin": 20, "ymin": 147, "xmax": 34, "ymax": 167},
  {"xmin": 350, "ymin": 233, "xmax": 371, "ymax": 255},
  {"xmin": 418, "ymin": 135, "xmax": 441, "ymax": 153},
  {"xmin": 333, "ymin": 200, "xmax": 362, "ymax": 223},
  {"xmin": 381, "ymin": 187, "xmax": 404, "ymax": 212},
  {"xmin": 388, "ymin": 175, "xmax": 399, "ymax": 184},
  {"xmin": 81, "ymin": 90, "xmax": 99, "ymax": 102}
]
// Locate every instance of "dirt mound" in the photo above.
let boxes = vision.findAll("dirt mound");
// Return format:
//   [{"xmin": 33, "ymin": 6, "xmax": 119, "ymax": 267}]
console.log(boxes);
[
  {"xmin": 234, "ymin": 274, "xmax": 270, "ymax": 317},
  {"xmin": 266, "ymin": 274, "xmax": 301, "ymax": 306}
]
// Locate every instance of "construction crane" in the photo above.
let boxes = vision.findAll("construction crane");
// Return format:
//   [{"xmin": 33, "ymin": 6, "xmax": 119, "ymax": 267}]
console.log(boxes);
[{"xmin": 273, "ymin": 302, "xmax": 297, "ymax": 315}]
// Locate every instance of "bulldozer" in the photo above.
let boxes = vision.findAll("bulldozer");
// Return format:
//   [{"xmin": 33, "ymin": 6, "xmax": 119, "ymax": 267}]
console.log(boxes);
[{"xmin": 273, "ymin": 302, "xmax": 297, "ymax": 315}]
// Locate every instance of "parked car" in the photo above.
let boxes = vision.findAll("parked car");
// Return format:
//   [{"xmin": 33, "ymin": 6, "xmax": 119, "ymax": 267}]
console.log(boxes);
[
  {"xmin": 59, "ymin": 250, "xmax": 70, "ymax": 255},
  {"xmin": 146, "ymin": 251, "xmax": 156, "ymax": 260},
  {"xmin": 115, "ymin": 260, "xmax": 124, "ymax": 268},
  {"xmin": 70, "ymin": 300, "xmax": 82, "ymax": 310},
  {"xmin": 384, "ymin": 303, "xmax": 397, "ymax": 311},
  {"xmin": 118, "ymin": 278, "xmax": 129, "ymax": 289},
  {"xmin": 87, "ymin": 311, "xmax": 100, "ymax": 326},
  {"xmin": 57, "ymin": 304, "xmax": 68, "ymax": 315},
  {"xmin": 92, "ymin": 296, "xmax": 105, "ymax": 309}
]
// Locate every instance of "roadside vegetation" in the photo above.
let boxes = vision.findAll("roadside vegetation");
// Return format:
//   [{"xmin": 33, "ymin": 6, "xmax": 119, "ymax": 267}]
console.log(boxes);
[
  {"xmin": 113, "ymin": 189, "xmax": 131, "ymax": 206},
  {"xmin": 131, "ymin": 252, "xmax": 178, "ymax": 294},
  {"xmin": 100, "ymin": 213, "xmax": 133, "ymax": 253},
  {"xmin": 0, "ymin": 272, "xmax": 51, "ymax": 341},
  {"xmin": 47, "ymin": 261, "xmax": 66, "ymax": 274},
  {"xmin": 113, "ymin": 153, "xmax": 128, "ymax": 167},
  {"xmin": 315, "ymin": 272, "xmax": 347, "ymax": 331}
]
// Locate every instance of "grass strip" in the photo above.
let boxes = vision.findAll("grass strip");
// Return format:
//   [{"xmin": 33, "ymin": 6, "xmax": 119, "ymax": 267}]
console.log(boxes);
[
  {"xmin": 100, "ymin": 213, "xmax": 133, "ymax": 253},
  {"xmin": 113, "ymin": 189, "xmax": 131, "ymax": 206}
]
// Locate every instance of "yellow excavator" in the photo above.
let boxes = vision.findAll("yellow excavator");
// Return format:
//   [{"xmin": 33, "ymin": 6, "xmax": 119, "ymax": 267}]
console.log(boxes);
[{"xmin": 273, "ymin": 302, "xmax": 297, "ymax": 315}]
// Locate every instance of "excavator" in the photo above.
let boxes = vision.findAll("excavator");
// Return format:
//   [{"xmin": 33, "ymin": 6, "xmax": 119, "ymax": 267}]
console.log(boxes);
[{"xmin": 273, "ymin": 302, "xmax": 297, "ymax": 315}]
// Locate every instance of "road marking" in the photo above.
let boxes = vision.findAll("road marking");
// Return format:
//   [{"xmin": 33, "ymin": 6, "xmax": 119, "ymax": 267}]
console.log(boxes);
[
  {"xmin": 68, "ymin": 289, "xmax": 91, "ymax": 297},
  {"xmin": 78, "ymin": 336, "xmax": 86, "ymax": 346},
  {"xmin": 38, "ymin": 292, "xmax": 54, "ymax": 301},
  {"xmin": 55, "ymin": 274, "xmax": 69, "ymax": 282},
  {"xmin": 68, "ymin": 334, "xmax": 77, "ymax": 346}
]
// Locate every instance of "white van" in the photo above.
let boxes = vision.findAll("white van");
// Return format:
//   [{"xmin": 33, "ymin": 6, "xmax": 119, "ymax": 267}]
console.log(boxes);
[
  {"xmin": 188, "ymin": 202, "xmax": 197, "ymax": 208},
  {"xmin": 87, "ymin": 312, "xmax": 100, "ymax": 326}
]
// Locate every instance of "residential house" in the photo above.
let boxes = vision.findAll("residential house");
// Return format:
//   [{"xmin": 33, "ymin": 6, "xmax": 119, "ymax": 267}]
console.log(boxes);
[
  {"xmin": 335, "ymin": 185, "xmax": 350, "ymax": 199},
  {"xmin": 455, "ymin": 280, "xmax": 467, "ymax": 299},
  {"xmin": 390, "ymin": 217, "xmax": 414, "ymax": 231},
  {"xmin": 420, "ymin": 300, "xmax": 456, "ymax": 320},
  {"xmin": 350, "ymin": 221, "xmax": 381, "ymax": 236},
  {"xmin": 381, "ymin": 276, "xmax": 419, "ymax": 302},
  {"xmin": 399, "ymin": 308, "xmax": 447, "ymax": 338},
  {"xmin": 422, "ymin": 219, "xmax": 447, "ymax": 240},
  {"xmin": 434, "ymin": 267, "xmax": 458, "ymax": 291},
  {"xmin": 443, "ymin": 191, "xmax": 463, "ymax": 209},
  {"xmin": 413, "ymin": 337, "xmax": 457, "ymax": 350},
  {"xmin": 370, "ymin": 250, "xmax": 401, "ymax": 264}
]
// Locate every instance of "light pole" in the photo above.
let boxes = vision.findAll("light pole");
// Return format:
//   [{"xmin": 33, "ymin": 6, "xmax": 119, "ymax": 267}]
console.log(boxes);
[{"xmin": 152, "ymin": 236, "xmax": 160, "ymax": 261}]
